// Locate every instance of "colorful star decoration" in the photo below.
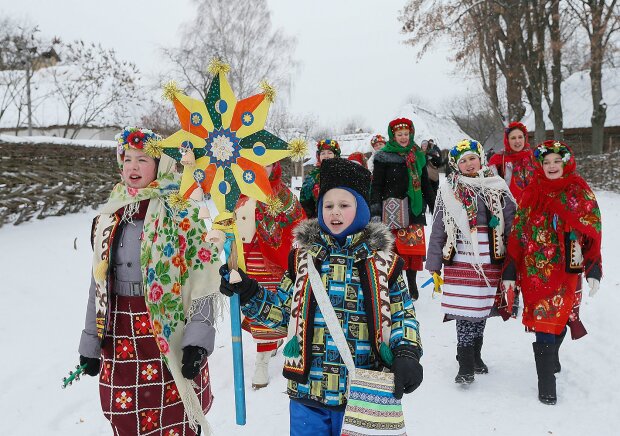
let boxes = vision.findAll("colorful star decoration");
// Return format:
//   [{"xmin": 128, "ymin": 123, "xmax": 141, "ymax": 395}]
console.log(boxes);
[{"xmin": 159, "ymin": 60, "xmax": 306, "ymax": 214}]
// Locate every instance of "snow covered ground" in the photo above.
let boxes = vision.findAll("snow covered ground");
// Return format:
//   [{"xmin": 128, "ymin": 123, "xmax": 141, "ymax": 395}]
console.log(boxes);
[{"xmin": 0, "ymin": 191, "xmax": 618, "ymax": 436}]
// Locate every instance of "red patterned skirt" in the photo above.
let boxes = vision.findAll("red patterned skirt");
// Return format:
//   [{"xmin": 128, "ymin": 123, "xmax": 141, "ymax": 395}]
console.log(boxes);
[
  {"xmin": 99, "ymin": 295, "xmax": 212, "ymax": 436},
  {"xmin": 241, "ymin": 239, "xmax": 287, "ymax": 352}
]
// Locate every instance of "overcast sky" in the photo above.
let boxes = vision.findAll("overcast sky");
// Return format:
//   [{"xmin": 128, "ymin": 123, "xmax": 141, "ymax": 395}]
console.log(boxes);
[{"xmin": 0, "ymin": 0, "xmax": 475, "ymax": 133}]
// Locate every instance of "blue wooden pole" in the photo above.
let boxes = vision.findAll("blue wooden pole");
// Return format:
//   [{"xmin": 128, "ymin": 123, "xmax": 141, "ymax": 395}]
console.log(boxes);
[
  {"xmin": 223, "ymin": 231, "xmax": 247, "ymax": 425},
  {"xmin": 230, "ymin": 293, "xmax": 246, "ymax": 425}
]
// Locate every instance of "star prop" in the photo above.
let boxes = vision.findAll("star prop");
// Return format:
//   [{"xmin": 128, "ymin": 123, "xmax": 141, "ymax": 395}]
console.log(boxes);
[{"xmin": 159, "ymin": 61, "xmax": 306, "ymax": 213}]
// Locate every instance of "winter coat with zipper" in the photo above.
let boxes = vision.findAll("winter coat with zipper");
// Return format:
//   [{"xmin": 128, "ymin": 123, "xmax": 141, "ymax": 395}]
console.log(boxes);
[{"xmin": 241, "ymin": 219, "xmax": 422, "ymax": 409}]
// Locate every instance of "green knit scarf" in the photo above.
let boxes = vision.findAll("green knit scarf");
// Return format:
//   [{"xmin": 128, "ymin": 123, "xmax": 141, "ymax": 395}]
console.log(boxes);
[{"xmin": 381, "ymin": 131, "xmax": 426, "ymax": 217}]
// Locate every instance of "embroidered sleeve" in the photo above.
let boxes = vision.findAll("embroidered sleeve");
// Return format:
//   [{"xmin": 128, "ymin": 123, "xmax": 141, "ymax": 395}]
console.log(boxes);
[
  {"xmin": 241, "ymin": 269, "xmax": 295, "ymax": 330},
  {"xmin": 388, "ymin": 274, "xmax": 422, "ymax": 354}
]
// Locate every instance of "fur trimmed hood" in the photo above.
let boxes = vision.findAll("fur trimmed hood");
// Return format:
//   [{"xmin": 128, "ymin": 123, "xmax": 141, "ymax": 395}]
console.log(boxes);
[{"xmin": 293, "ymin": 219, "xmax": 394, "ymax": 253}]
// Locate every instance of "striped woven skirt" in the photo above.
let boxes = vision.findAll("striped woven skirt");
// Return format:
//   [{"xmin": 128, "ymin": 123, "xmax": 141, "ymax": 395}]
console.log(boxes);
[
  {"xmin": 441, "ymin": 226, "xmax": 501, "ymax": 320},
  {"xmin": 241, "ymin": 239, "xmax": 287, "ymax": 351},
  {"xmin": 99, "ymin": 294, "xmax": 212, "ymax": 436}
]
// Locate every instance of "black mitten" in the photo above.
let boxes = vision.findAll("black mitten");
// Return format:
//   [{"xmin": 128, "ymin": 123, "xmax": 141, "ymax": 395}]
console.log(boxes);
[
  {"xmin": 181, "ymin": 346, "xmax": 207, "ymax": 379},
  {"xmin": 219, "ymin": 265, "xmax": 259, "ymax": 304},
  {"xmin": 392, "ymin": 346, "xmax": 423, "ymax": 399},
  {"xmin": 79, "ymin": 355, "xmax": 101, "ymax": 377}
]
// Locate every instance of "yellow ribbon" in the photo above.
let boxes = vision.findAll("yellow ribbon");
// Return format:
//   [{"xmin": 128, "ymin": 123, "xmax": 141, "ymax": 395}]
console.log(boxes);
[
  {"xmin": 432, "ymin": 272, "xmax": 444, "ymax": 297},
  {"xmin": 212, "ymin": 211, "xmax": 247, "ymax": 272}
]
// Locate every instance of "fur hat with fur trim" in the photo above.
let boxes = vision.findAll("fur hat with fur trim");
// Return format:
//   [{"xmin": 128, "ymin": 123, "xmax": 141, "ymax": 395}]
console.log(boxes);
[{"xmin": 319, "ymin": 157, "xmax": 371, "ymax": 205}]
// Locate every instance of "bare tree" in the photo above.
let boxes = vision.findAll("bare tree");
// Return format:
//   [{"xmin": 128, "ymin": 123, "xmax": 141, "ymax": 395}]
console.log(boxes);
[
  {"xmin": 400, "ymin": 1, "xmax": 528, "ymax": 122},
  {"xmin": 566, "ymin": 0, "xmax": 620, "ymax": 154},
  {"xmin": 446, "ymin": 93, "xmax": 504, "ymax": 147},
  {"xmin": 140, "ymin": 99, "xmax": 179, "ymax": 137},
  {"xmin": 49, "ymin": 40, "xmax": 142, "ymax": 138},
  {"xmin": 162, "ymin": 0, "xmax": 298, "ymax": 100},
  {"xmin": 0, "ymin": 19, "xmax": 50, "ymax": 134}
]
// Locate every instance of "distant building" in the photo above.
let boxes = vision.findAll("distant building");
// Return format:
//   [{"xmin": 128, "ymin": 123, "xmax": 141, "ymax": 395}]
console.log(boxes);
[{"xmin": 522, "ymin": 67, "xmax": 620, "ymax": 154}]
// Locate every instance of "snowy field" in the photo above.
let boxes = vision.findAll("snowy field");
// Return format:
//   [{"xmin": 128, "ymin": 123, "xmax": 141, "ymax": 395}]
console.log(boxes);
[{"xmin": 0, "ymin": 191, "xmax": 619, "ymax": 436}]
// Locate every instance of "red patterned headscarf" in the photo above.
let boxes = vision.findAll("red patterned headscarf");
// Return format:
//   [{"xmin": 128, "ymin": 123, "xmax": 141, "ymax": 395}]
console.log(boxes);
[{"xmin": 503, "ymin": 122, "xmax": 530, "ymax": 153}]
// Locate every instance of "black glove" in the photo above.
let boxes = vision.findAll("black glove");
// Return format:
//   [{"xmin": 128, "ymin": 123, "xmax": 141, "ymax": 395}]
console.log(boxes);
[
  {"xmin": 79, "ymin": 355, "xmax": 101, "ymax": 377},
  {"xmin": 219, "ymin": 265, "xmax": 259, "ymax": 304},
  {"xmin": 392, "ymin": 346, "xmax": 423, "ymax": 399},
  {"xmin": 181, "ymin": 345, "xmax": 207, "ymax": 379}
]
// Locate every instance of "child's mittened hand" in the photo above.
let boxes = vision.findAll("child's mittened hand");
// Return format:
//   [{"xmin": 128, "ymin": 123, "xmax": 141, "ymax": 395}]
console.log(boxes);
[
  {"xmin": 587, "ymin": 278, "xmax": 600, "ymax": 297},
  {"xmin": 79, "ymin": 355, "xmax": 101, "ymax": 377},
  {"xmin": 181, "ymin": 346, "xmax": 207, "ymax": 379},
  {"xmin": 218, "ymin": 265, "xmax": 259, "ymax": 304},
  {"xmin": 392, "ymin": 346, "xmax": 423, "ymax": 399}
]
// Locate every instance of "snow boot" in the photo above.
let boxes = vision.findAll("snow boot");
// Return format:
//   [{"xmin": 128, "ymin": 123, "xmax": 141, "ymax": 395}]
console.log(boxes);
[
  {"xmin": 455, "ymin": 346, "xmax": 475, "ymax": 384},
  {"xmin": 406, "ymin": 270, "xmax": 419, "ymax": 301},
  {"xmin": 473, "ymin": 337, "xmax": 489, "ymax": 374},
  {"xmin": 533, "ymin": 342, "xmax": 557, "ymax": 405},
  {"xmin": 252, "ymin": 351, "xmax": 271, "ymax": 389},
  {"xmin": 554, "ymin": 329, "xmax": 567, "ymax": 374}
]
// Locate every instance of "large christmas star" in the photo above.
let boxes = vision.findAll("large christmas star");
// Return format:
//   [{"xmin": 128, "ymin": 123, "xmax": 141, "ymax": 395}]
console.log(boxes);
[{"xmin": 159, "ymin": 60, "xmax": 304, "ymax": 213}]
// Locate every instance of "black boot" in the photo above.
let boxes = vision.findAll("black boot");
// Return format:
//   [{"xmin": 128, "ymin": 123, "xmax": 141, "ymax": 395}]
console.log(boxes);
[
  {"xmin": 406, "ymin": 270, "xmax": 419, "ymax": 301},
  {"xmin": 455, "ymin": 346, "xmax": 475, "ymax": 384},
  {"xmin": 473, "ymin": 337, "xmax": 489, "ymax": 374},
  {"xmin": 554, "ymin": 329, "xmax": 567, "ymax": 374},
  {"xmin": 533, "ymin": 342, "xmax": 557, "ymax": 405}
]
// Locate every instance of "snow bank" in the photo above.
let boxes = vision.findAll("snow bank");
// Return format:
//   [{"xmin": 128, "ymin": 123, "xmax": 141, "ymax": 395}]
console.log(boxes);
[
  {"xmin": 0, "ymin": 192, "xmax": 618, "ymax": 435},
  {"xmin": 0, "ymin": 134, "xmax": 116, "ymax": 148}
]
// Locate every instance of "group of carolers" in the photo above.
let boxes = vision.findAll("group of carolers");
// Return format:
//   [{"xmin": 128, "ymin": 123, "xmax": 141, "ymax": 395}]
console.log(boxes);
[{"xmin": 77, "ymin": 119, "xmax": 602, "ymax": 435}]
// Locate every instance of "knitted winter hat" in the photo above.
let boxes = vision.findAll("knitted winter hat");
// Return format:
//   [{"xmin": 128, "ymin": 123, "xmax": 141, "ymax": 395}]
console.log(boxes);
[
  {"xmin": 115, "ymin": 126, "xmax": 162, "ymax": 168},
  {"xmin": 388, "ymin": 117, "xmax": 414, "ymax": 135},
  {"xmin": 347, "ymin": 152, "xmax": 368, "ymax": 168},
  {"xmin": 533, "ymin": 140, "xmax": 573, "ymax": 165},
  {"xmin": 316, "ymin": 139, "xmax": 341, "ymax": 159},
  {"xmin": 319, "ymin": 157, "xmax": 371, "ymax": 205},
  {"xmin": 370, "ymin": 134, "xmax": 386, "ymax": 146},
  {"xmin": 448, "ymin": 139, "xmax": 486, "ymax": 171}
]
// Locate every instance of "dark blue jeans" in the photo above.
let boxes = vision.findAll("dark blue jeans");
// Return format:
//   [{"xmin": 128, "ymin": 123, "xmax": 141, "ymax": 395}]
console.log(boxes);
[{"xmin": 289, "ymin": 401, "xmax": 345, "ymax": 436}]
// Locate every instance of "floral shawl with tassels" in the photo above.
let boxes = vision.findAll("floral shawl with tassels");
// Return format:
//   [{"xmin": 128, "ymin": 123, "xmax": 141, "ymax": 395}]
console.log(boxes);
[{"xmin": 91, "ymin": 155, "xmax": 222, "ymax": 432}]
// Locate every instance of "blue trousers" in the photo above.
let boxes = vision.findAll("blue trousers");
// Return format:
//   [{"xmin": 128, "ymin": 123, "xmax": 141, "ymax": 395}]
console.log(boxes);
[{"xmin": 289, "ymin": 401, "xmax": 345, "ymax": 436}]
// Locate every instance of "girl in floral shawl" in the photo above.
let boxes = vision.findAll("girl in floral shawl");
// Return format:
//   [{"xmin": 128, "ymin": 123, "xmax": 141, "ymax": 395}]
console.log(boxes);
[
  {"xmin": 77, "ymin": 127, "xmax": 223, "ymax": 435},
  {"xmin": 427, "ymin": 139, "xmax": 515, "ymax": 384},
  {"xmin": 503, "ymin": 140, "xmax": 602, "ymax": 406},
  {"xmin": 234, "ymin": 161, "xmax": 306, "ymax": 389}
]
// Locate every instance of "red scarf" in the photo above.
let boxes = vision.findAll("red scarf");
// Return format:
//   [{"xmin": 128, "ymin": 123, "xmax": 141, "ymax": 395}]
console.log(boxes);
[
  {"xmin": 507, "ymin": 155, "xmax": 602, "ymax": 299},
  {"xmin": 488, "ymin": 122, "xmax": 537, "ymax": 201}
]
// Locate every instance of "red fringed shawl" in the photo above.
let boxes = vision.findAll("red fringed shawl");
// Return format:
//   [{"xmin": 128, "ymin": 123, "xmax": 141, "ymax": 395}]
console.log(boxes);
[
  {"xmin": 507, "ymin": 156, "xmax": 602, "ymax": 301},
  {"xmin": 238, "ymin": 162, "xmax": 306, "ymax": 271}
]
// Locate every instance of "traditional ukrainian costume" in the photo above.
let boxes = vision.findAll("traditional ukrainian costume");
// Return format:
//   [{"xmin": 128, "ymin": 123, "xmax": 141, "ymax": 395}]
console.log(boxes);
[
  {"xmin": 79, "ymin": 127, "xmax": 222, "ymax": 435},
  {"xmin": 426, "ymin": 139, "xmax": 515, "ymax": 382}
]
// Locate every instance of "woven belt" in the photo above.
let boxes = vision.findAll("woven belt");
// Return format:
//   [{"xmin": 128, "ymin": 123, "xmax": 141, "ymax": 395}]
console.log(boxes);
[{"xmin": 114, "ymin": 280, "xmax": 144, "ymax": 297}]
